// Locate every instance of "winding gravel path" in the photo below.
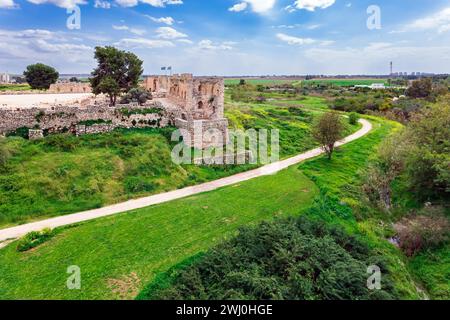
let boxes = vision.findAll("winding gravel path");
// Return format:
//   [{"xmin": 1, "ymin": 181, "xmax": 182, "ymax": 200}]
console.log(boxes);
[{"xmin": 0, "ymin": 119, "xmax": 372, "ymax": 244}]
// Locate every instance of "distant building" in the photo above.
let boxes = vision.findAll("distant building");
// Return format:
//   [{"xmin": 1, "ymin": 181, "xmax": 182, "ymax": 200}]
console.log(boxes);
[{"xmin": 0, "ymin": 73, "xmax": 10, "ymax": 84}]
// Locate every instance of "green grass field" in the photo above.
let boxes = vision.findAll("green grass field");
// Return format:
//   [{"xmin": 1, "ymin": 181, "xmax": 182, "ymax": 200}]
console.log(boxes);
[
  {"xmin": 224, "ymin": 78, "xmax": 388, "ymax": 87},
  {"xmin": 298, "ymin": 79, "xmax": 388, "ymax": 87},
  {"xmin": 0, "ymin": 96, "xmax": 359, "ymax": 227},
  {"xmin": 0, "ymin": 84, "xmax": 32, "ymax": 92},
  {"xmin": 0, "ymin": 167, "xmax": 318, "ymax": 299},
  {"xmin": 0, "ymin": 115, "xmax": 420, "ymax": 300},
  {"xmin": 224, "ymin": 78, "xmax": 297, "ymax": 86}
]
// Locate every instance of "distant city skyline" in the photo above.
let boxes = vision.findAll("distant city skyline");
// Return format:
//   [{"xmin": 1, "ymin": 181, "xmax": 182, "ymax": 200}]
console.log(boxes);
[{"xmin": 1, "ymin": 0, "xmax": 450, "ymax": 75}]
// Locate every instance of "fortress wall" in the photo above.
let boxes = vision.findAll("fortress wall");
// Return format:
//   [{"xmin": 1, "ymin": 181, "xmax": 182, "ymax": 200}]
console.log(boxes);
[{"xmin": 0, "ymin": 102, "xmax": 168, "ymax": 135}]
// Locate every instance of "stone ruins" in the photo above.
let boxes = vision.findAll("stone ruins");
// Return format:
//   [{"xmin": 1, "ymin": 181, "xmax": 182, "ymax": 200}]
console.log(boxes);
[
  {"xmin": 143, "ymin": 73, "xmax": 228, "ymax": 148},
  {"xmin": 48, "ymin": 82, "xmax": 92, "ymax": 94},
  {"xmin": 0, "ymin": 74, "xmax": 228, "ymax": 149}
]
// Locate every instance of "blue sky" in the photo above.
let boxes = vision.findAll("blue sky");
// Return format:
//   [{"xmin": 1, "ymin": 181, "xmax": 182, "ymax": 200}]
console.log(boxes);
[{"xmin": 0, "ymin": 0, "xmax": 449, "ymax": 75}]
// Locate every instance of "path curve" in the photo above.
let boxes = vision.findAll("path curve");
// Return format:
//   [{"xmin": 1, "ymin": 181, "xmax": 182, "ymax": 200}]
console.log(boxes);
[{"xmin": 0, "ymin": 119, "xmax": 372, "ymax": 243}]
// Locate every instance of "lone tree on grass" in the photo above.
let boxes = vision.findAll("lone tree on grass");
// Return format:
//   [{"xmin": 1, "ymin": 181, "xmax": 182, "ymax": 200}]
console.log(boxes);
[
  {"xmin": 90, "ymin": 46, "xmax": 143, "ymax": 106},
  {"xmin": 312, "ymin": 111, "xmax": 344, "ymax": 160},
  {"xmin": 23, "ymin": 63, "xmax": 59, "ymax": 90}
]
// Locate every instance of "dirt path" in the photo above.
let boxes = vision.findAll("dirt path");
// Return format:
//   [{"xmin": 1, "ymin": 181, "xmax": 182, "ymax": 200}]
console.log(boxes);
[{"xmin": 0, "ymin": 119, "xmax": 372, "ymax": 243}]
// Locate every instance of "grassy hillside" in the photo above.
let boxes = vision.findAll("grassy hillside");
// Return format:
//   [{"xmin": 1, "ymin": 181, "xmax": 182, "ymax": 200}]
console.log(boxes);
[
  {"xmin": 0, "ymin": 167, "xmax": 318, "ymax": 299},
  {"xmin": 0, "ymin": 96, "xmax": 359, "ymax": 227},
  {"xmin": 137, "ymin": 116, "xmax": 421, "ymax": 300},
  {"xmin": 0, "ymin": 115, "xmax": 420, "ymax": 300},
  {"xmin": 225, "ymin": 96, "xmax": 360, "ymax": 158},
  {"xmin": 0, "ymin": 129, "xmax": 254, "ymax": 227}
]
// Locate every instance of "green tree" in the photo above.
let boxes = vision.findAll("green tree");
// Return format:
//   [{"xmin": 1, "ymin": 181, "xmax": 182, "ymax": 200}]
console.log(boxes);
[
  {"xmin": 23, "ymin": 63, "xmax": 59, "ymax": 90},
  {"xmin": 90, "ymin": 46, "xmax": 143, "ymax": 106},
  {"xmin": 406, "ymin": 78, "xmax": 432, "ymax": 98},
  {"xmin": 363, "ymin": 134, "xmax": 407, "ymax": 210},
  {"xmin": 404, "ymin": 98, "xmax": 450, "ymax": 199},
  {"xmin": 312, "ymin": 111, "xmax": 344, "ymax": 160},
  {"xmin": 348, "ymin": 112, "xmax": 359, "ymax": 125}
]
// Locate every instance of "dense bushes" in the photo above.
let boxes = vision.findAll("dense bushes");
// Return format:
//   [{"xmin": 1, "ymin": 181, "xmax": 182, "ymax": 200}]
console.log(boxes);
[
  {"xmin": 0, "ymin": 139, "xmax": 11, "ymax": 169},
  {"xmin": 364, "ymin": 97, "xmax": 449, "ymax": 206},
  {"xmin": 139, "ymin": 216, "xmax": 397, "ymax": 300},
  {"xmin": 394, "ymin": 208, "xmax": 449, "ymax": 257},
  {"xmin": 16, "ymin": 228, "xmax": 55, "ymax": 252}
]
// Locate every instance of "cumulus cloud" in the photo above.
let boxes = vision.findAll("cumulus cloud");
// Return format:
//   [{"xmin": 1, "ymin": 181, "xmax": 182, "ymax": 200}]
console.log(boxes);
[
  {"xmin": 115, "ymin": 0, "xmax": 182, "ymax": 8},
  {"xmin": 114, "ymin": 37, "xmax": 175, "ymax": 49},
  {"xmin": 0, "ymin": 28, "xmax": 93, "ymax": 72},
  {"xmin": 94, "ymin": 0, "xmax": 111, "ymax": 8},
  {"xmin": 0, "ymin": 0, "xmax": 18, "ymax": 8},
  {"xmin": 290, "ymin": 0, "xmax": 335, "ymax": 12},
  {"xmin": 26, "ymin": 0, "xmax": 87, "ymax": 9},
  {"xmin": 146, "ymin": 16, "xmax": 175, "ymax": 25},
  {"xmin": 276, "ymin": 33, "xmax": 333, "ymax": 46},
  {"xmin": 229, "ymin": 0, "xmax": 275, "ymax": 13},
  {"xmin": 155, "ymin": 26, "xmax": 188, "ymax": 39},
  {"xmin": 112, "ymin": 25, "xmax": 146, "ymax": 36},
  {"xmin": 406, "ymin": 7, "xmax": 450, "ymax": 33},
  {"xmin": 197, "ymin": 40, "xmax": 235, "ymax": 51},
  {"xmin": 228, "ymin": 2, "xmax": 247, "ymax": 12}
]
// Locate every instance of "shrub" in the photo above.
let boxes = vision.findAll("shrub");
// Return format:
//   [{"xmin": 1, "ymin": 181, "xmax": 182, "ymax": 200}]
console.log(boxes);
[
  {"xmin": 394, "ymin": 209, "xmax": 449, "ymax": 257},
  {"xmin": 349, "ymin": 112, "xmax": 359, "ymax": 125},
  {"xmin": 43, "ymin": 134, "xmax": 79, "ymax": 152},
  {"xmin": 0, "ymin": 139, "xmax": 11, "ymax": 168},
  {"xmin": 139, "ymin": 216, "xmax": 397, "ymax": 300},
  {"xmin": 16, "ymin": 228, "xmax": 55, "ymax": 252},
  {"xmin": 6, "ymin": 127, "xmax": 30, "ymax": 139}
]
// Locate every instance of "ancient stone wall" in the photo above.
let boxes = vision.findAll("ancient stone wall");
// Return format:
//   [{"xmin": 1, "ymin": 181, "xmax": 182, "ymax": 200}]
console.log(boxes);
[
  {"xmin": 48, "ymin": 83, "xmax": 92, "ymax": 94},
  {"xmin": 1, "ymin": 74, "xmax": 227, "ymax": 148},
  {"xmin": 143, "ymin": 74, "xmax": 228, "ymax": 148},
  {"xmin": 0, "ymin": 102, "xmax": 168, "ymax": 136}
]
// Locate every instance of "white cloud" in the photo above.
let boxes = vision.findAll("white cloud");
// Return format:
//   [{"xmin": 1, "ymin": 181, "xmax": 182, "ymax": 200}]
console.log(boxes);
[
  {"xmin": 155, "ymin": 26, "xmax": 188, "ymax": 39},
  {"xmin": 276, "ymin": 33, "xmax": 315, "ymax": 45},
  {"xmin": 303, "ymin": 43, "xmax": 450, "ymax": 74},
  {"xmin": 146, "ymin": 16, "xmax": 175, "ymax": 25},
  {"xmin": 231, "ymin": 0, "xmax": 275, "ymax": 13},
  {"xmin": 115, "ymin": 0, "xmax": 137, "ymax": 6},
  {"xmin": 291, "ymin": 0, "xmax": 335, "ymax": 12},
  {"xmin": 94, "ymin": 0, "xmax": 111, "ymax": 8},
  {"xmin": 229, "ymin": 2, "xmax": 247, "ymax": 12},
  {"xmin": 407, "ymin": 7, "xmax": 450, "ymax": 34},
  {"xmin": 276, "ymin": 33, "xmax": 332, "ymax": 46},
  {"xmin": 26, "ymin": 0, "xmax": 87, "ymax": 9},
  {"xmin": 177, "ymin": 39, "xmax": 193, "ymax": 44},
  {"xmin": 112, "ymin": 25, "xmax": 146, "ymax": 35},
  {"xmin": 0, "ymin": 28, "xmax": 94, "ymax": 73},
  {"xmin": 114, "ymin": 37, "xmax": 175, "ymax": 49},
  {"xmin": 198, "ymin": 39, "xmax": 234, "ymax": 51},
  {"xmin": 115, "ymin": 0, "xmax": 182, "ymax": 8},
  {"xmin": 0, "ymin": 0, "xmax": 18, "ymax": 8}
]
